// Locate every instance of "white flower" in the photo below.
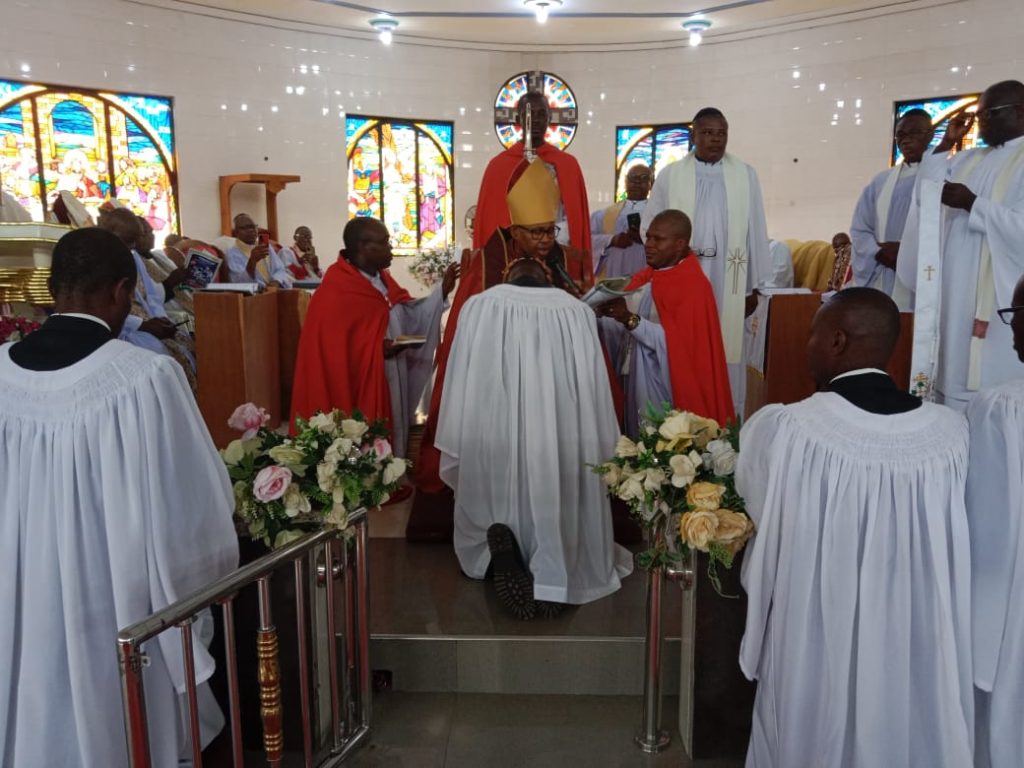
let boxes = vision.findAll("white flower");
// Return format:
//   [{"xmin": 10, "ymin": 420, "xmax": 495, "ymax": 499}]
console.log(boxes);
[
  {"xmin": 308, "ymin": 411, "xmax": 338, "ymax": 434},
  {"xmin": 706, "ymin": 439, "xmax": 738, "ymax": 476},
  {"xmin": 669, "ymin": 451, "xmax": 703, "ymax": 488},
  {"xmin": 383, "ymin": 458, "xmax": 407, "ymax": 486},
  {"xmin": 642, "ymin": 467, "xmax": 666, "ymax": 492},
  {"xmin": 222, "ymin": 439, "xmax": 245, "ymax": 466},
  {"xmin": 600, "ymin": 462, "xmax": 623, "ymax": 487},
  {"xmin": 324, "ymin": 437, "xmax": 354, "ymax": 465},
  {"xmin": 618, "ymin": 474, "xmax": 646, "ymax": 502},
  {"xmin": 283, "ymin": 484, "xmax": 311, "ymax": 518},
  {"xmin": 340, "ymin": 419, "xmax": 370, "ymax": 441},
  {"xmin": 316, "ymin": 460, "xmax": 337, "ymax": 493},
  {"xmin": 658, "ymin": 411, "xmax": 693, "ymax": 443},
  {"xmin": 326, "ymin": 487, "xmax": 348, "ymax": 528},
  {"xmin": 615, "ymin": 435, "xmax": 639, "ymax": 458},
  {"xmin": 274, "ymin": 529, "xmax": 306, "ymax": 548}
]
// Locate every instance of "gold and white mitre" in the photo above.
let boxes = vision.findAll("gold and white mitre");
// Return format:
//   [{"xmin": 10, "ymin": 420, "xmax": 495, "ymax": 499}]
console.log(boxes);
[{"xmin": 506, "ymin": 158, "xmax": 559, "ymax": 227}]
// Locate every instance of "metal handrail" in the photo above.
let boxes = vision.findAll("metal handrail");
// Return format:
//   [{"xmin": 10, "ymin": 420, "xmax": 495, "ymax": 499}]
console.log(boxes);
[{"xmin": 117, "ymin": 508, "xmax": 371, "ymax": 768}]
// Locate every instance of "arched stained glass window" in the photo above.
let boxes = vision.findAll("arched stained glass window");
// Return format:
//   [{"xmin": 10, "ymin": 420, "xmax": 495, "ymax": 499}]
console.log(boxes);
[
  {"xmin": 892, "ymin": 94, "xmax": 983, "ymax": 165},
  {"xmin": 494, "ymin": 71, "xmax": 578, "ymax": 151},
  {"xmin": 345, "ymin": 116, "xmax": 454, "ymax": 255},
  {"xmin": 615, "ymin": 123, "xmax": 692, "ymax": 200},
  {"xmin": 0, "ymin": 79, "xmax": 178, "ymax": 241}
]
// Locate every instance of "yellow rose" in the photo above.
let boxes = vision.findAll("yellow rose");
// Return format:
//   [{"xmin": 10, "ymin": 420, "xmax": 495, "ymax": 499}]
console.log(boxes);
[
  {"xmin": 713, "ymin": 509, "xmax": 754, "ymax": 555},
  {"xmin": 657, "ymin": 411, "xmax": 695, "ymax": 451},
  {"xmin": 689, "ymin": 415, "xmax": 722, "ymax": 449},
  {"xmin": 687, "ymin": 481, "xmax": 726, "ymax": 511},
  {"xmin": 680, "ymin": 510, "xmax": 719, "ymax": 552}
]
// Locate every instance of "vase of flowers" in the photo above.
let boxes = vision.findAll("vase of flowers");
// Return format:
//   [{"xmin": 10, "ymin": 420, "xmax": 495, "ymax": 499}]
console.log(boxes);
[
  {"xmin": 408, "ymin": 244, "xmax": 459, "ymax": 288},
  {"xmin": 221, "ymin": 403, "xmax": 408, "ymax": 548}
]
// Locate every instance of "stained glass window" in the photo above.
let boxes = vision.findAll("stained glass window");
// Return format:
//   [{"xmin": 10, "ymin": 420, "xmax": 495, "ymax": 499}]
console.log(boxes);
[
  {"xmin": 494, "ymin": 71, "xmax": 578, "ymax": 151},
  {"xmin": 0, "ymin": 79, "xmax": 178, "ymax": 241},
  {"xmin": 345, "ymin": 117, "xmax": 454, "ymax": 255},
  {"xmin": 892, "ymin": 94, "xmax": 983, "ymax": 165},
  {"xmin": 615, "ymin": 124, "xmax": 692, "ymax": 199}
]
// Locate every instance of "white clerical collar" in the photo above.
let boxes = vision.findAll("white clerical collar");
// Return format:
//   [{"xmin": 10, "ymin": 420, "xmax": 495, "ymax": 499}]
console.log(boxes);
[
  {"xmin": 830, "ymin": 367, "xmax": 888, "ymax": 384},
  {"xmin": 54, "ymin": 312, "xmax": 111, "ymax": 331}
]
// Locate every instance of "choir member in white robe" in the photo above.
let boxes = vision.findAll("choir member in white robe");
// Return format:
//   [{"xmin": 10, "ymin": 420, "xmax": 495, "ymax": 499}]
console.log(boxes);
[
  {"xmin": 0, "ymin": 228, "xmax": 239, "ymax": 768},
  {"xmin": 590, "ymin": 164, "xmax": 651, "ymax": 279},
  {"xmin": 761, "ymin": 239, "xmax": 794, "ymax": 289},
  {"xmin": 224, "ymin": 213, "xmax": 293, "ymax": 288},
  {"xmin": 967, "ymin": 273, "xmax": 1024, "ymax": 768},
  {"xmin": 738, "ymin": 288, "xmax": 974, "ymax": 768},
  {"xmin": 642, "ymin": 107, "xmax": 769, "ymax": 417},
  {"xmin": 436, "ymin": 258, "xmax": 632, "ymax": 608},
  {"xmin": 898, "ymin": 80, "xmax": 1024, "ymax": 411},
  {"xmin": 849, "ymin": 109, "xmax": 933, "ymax": 302}
]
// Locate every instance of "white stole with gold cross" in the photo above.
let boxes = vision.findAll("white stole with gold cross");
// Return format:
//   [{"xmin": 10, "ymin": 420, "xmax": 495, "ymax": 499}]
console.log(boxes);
[{"xmin": 668, "ymin": 153, "xmax": 750, "ymax": 363}]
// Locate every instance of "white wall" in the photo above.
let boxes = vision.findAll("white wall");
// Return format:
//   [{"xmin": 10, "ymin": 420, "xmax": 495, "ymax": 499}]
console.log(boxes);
[{"xmin": 2, "ymin": 0, "xmax": 1020, "ymax": 262}]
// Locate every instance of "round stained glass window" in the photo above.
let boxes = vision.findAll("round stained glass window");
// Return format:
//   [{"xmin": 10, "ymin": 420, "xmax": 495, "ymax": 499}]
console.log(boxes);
[{"xmin": 493, "ymin": 70, "xmax": 578, "ymax": 151}]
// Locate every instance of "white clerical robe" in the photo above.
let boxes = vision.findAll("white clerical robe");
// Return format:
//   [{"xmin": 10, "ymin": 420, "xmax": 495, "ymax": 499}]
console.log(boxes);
[
  {"xmin": 590, "ymin": 199, "xmax": 648, "ymax": 278},
  {"xmin": 436, "ymin": 284, "xmax": 633, "ymax": 603},
  {"xmin": 762, "ymin": 240, "xmax": 794, "ymax": 289},
  {"xmin": 738, "ymin": 393, "xmax": 973, "ymax": 768},
  {"xmin": 362, "ymin": 270, "xmax": 445, "ymax": 457},
  {"xmin": 224, "ymin": 241, "xmax": 293, "ymax": 288},
  {"xmin": 898, "ymin": 136, "xmax": 1024, "ymax": 410},
  {"xmin": 850, "ymin": 163, "xmax": 918, "ymax": 296},
  {"xmin": 967, "ymin": 378, "xmax": 1024, "ymax": 768},
  {"xmin": 642, "ymin": 157, "xmax": 769, "ymax": 415},
  {"xmin": 0, "ymin": 340, "xmax": 239, "ymax": 768}
]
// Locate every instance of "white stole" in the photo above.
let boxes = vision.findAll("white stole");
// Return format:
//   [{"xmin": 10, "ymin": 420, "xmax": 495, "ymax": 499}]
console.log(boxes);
[
  {"xmin": 669, "ymin": 153, "xmax": 750, "ymax": 363},
  {"xmin": 874, "ymin": 163, "xmax": 913, "ymax": 307}
]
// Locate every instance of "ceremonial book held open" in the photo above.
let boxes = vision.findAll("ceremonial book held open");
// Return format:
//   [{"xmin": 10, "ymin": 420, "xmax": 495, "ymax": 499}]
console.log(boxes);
[
  {"xmin": 581, "ymin": 277, "xmax": 641, "ymax": 308},
  {"xmin": 183, "ymin": 248, "xmax": 221, "ymax": 291}
]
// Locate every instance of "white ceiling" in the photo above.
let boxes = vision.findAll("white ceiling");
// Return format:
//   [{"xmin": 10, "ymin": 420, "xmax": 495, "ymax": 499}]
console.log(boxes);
[{"xmin": 145, "ymin": 0, "xmax": 957, "ymax": 51}]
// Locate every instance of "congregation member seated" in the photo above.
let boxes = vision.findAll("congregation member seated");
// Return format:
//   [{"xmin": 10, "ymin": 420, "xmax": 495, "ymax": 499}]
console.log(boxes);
[
  {"xmin": 0, "ymin": 227, "xmax": 238, "ymax": 767},
  {"xmin": 135, "ymin": 215, "xmax": 188, "ymax": 311},
  {"xmin": 436, "ymin": 256, "xmax": 633, "ymax": 620},
  {"xmin": 224, "ymin": 212, "xmax": 292, "ymax": 288},
  {"xmin": 279, "ymin": 225, "xmax": 322, "ymax": 281},
  {"xmin": 737, "ymin": 288, "xmax": 972, "ymax": 767}
]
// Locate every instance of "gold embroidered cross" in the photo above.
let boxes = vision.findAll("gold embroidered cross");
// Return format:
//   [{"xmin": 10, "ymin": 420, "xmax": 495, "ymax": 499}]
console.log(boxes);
[
  {"xmin": 924, "ymin": 265, "xmax": 936, "ymax": 281},
  {"xmin": 727, "ymin": 248, "xmax": 747, "ymax": 294}
]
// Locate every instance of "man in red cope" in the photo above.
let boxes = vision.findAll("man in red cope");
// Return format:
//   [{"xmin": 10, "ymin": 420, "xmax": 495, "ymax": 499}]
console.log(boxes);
[
  {"xmin": 408, "ymin": 153, "xmax": 596, "ymax": 541},
  {"xmin": 290, "ymin": 217, "xmax": 457, "ymax": 464},
  {"xmin": 596, "ymin": 209, "xmax": 734, "ymax": 434}
]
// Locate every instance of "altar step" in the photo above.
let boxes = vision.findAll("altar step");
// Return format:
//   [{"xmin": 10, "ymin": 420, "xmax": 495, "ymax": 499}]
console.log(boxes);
[{"xmin": 368, "ymin": 539, "xmax": 683, "ymax": 696}]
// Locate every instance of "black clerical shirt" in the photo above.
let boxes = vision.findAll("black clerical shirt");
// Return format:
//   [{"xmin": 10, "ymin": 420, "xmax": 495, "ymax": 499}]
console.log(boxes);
[
  {"xmin": 827, "ymin": 368, "xmax": 922, "ymax": 415},
  {"xmin": 8, "ymin": 314, "xmax": 113, "ymax": 371}
]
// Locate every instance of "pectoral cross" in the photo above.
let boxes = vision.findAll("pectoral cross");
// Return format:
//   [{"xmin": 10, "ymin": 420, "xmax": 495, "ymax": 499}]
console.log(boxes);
[
  {"xmin": 924, "ymin": 265, "xmax": 936, "ymax": 281},
  {"xmin": 727, "ymin": 248, "xmax": 747, "ymax": 294}
]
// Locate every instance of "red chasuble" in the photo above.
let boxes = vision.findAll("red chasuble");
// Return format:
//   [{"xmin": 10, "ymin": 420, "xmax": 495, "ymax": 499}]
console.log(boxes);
[
  {"xmin": 289, "ymin": 256, "xmax": 412, "ymax": 433},
  {"xmin": 625, "ymin": 256, "xmax": 735, "ymax": 426},
  {"xmin": 473, "ymin": 141, "xmax": 593, "ymax": 261}
]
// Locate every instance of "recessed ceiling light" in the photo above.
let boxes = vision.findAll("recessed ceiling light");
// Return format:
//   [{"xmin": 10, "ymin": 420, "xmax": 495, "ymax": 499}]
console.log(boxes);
[
  {"xmin": 370, "ymin": 16, "xmax": 398, "ymax": 44},
  {"xmin": 681, "ymin": 18, "xmax": 712, "ymax": 47}
]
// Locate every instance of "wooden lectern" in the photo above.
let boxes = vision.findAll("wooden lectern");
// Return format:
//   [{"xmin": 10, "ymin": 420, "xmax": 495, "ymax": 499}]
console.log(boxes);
[{"xmin": 745, "ymin": 293, "xmax": 914, "ymax": 418}]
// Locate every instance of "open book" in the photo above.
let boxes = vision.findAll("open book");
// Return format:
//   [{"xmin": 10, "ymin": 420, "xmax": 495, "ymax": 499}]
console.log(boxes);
[
  {"xmin": 581, "ymin": 277, "xmax": 641, "ymax": 308},
  {"xmin": 183, "ymin": 248, "xmax": 221, "ymax": 291}
]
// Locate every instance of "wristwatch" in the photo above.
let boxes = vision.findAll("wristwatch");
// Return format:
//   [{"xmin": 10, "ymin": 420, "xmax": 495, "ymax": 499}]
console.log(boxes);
[{"xmin": 625, "ymin": 313, "xmax": 641, "ymax": 331}]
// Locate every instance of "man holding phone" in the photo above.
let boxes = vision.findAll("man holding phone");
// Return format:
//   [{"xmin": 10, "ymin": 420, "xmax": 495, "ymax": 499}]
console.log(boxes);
[
  {"xmin": 590, "ymin": 163, "xmax": 652, "ymax": 279},
  {"xmin": 224, "ymin": 212, "xmax": 293, "ymax": 288}
]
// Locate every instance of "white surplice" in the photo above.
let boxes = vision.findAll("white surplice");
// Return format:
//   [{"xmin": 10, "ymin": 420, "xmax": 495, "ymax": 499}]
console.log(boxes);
[
  {"xmin": 738, "ymin": 393, "xmax": 973, "ymax": 768},
  {"xmin": 762, "ymin": 240, "xmax": 794, "ymax": 289},
  {"xmin": 898, "ymin": 136, "xmax": 1024, "ymax": 411},
  {"xmin": 590, "ymin": 199, "xmax": 648, "ymax": 278},
  {"xmin": 0, "ymin": 340, "xmax": 239, "ymax": 768},
  {"xmin": 362, "ymin": 270, "xmax": 445, "ymax": 458},
  {"xmin": 642, "ymin": 157, "xmax": 769, "ymax": 415},
  {"xmin": 436, "ymin": 284, "xmax": 633, "ymax": 603},
  {"xmin": 967, "ymin": 378, "xmax": 1024, "ymax": 768},
  {"xmin": 850, "ymin": 163, "xmax": 918, "ymax": 296}
]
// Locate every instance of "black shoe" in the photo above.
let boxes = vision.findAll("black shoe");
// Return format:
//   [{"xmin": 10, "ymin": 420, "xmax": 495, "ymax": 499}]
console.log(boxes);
[
  {"xmin": 486, "ymin": 524, "xmax": 536, "ymax": 620},
  {"xmin": 535, "ymin": 600, "xmax": 565, "ymax": 619}
]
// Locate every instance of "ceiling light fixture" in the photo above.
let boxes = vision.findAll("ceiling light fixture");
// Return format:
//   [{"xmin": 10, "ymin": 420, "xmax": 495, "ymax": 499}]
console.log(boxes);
[
  {"xmin": 524, "ymin": 0, "xmax": 562, "ymax": 25},
  {"xmin": 681, "ymin": 18, "xmax": 712, "ymax": 47},
  {"xmin": 370, "ymin": 16, "xmax": 398, "ymax": 44}
]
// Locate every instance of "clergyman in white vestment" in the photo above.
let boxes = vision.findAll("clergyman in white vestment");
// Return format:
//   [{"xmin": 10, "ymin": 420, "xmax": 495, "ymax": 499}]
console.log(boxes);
[
  {"xmin": 898, "ymin": 80, "xmax": 1024, "ymax": 411},
  {"xmin": 590, "ymin": 163, "xmax": 651, "ymax": 279},
  {"xmin": 967, "ymin": 274, "xmax": 1024, "ymax": 768},
  {"xmin": 849, "ymin": 109, "xmax": 933, "ymax": 305},
  {"xmin": 0, "ymin": 228, "xmax": 239, "ymax": 768},
  {"xmin": 738, "ymin": 288, "xmax": 973, "ymax": 768},
  {"xmin": 436, "ymin": 264, "xmax": 633, "ymax": 605},
  {"xmin": 642, "ymin": 107, "xmax": 769, "ymax": 417}
]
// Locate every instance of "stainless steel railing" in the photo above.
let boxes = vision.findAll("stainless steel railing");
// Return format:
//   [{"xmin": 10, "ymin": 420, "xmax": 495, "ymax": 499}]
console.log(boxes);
[{"xmin": 117, "ymin": 508, "xmax": 372, "ymax": 767}]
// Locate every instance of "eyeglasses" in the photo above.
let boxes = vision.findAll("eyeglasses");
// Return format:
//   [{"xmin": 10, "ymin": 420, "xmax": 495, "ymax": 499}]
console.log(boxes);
[
  {"xmin": 997, "ymin": 305, "xmax": 1024, "ymax": 324},
  {"xmin": 517, "ymin": 225, "xmax": 560, "ymax": 240},
  {"xmin": 977, "ymin": 103, "xmax": 1023, "ymax": 121},
  {"xmin": 695, "ymin": 247, "xmax": 717, "ymax": 259}
]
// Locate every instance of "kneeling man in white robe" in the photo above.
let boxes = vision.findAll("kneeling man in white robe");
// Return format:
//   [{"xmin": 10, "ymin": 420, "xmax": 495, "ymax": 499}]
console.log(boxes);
[
  {"xmin": 436, "ymin": 258, "xmax": 633, "ymax": 618},
  {"xmin": 737, "ymin": 287, "xmax": 973, "ymax": 768},
  {"xmin": 967, "ymin": 272, "xmax": 1024, "ymax": 768},
  {"xmin": 0, "ymin": 227, "xmax": 239, "ymax": 768}
]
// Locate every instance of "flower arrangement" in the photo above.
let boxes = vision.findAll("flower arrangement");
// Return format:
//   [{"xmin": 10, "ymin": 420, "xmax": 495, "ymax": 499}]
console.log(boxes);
[
  {"xmin": 221, "ymin": 403, "xmax": 408, "ymax": 548},
  {"xmin": 0, "ymin": 315, "xmax": 41, "ymax": 343},
  {"xmin": 592, "ymin": 406, "xmax": 754, "ymax": 593},
  {"xmin": 408, "ymin": 244, "xmax": 458, "ymax": 288}
]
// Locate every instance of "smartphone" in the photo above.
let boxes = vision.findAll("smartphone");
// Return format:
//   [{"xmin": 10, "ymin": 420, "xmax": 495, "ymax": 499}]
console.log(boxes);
[
  {"xmin": 627, "ymin": 212, "xmax": 642, "ymax": 230},
  {"xmin": 258, "ymin": 231, "xmax": 270, "ymax": 248}
]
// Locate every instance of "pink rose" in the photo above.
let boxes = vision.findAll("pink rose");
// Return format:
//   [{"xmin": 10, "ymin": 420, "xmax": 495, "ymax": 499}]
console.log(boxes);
[
  {"xmin": 372, "ymin": 438, "xmax": 393, "ymax": 460},
  {"xmin": 228, "ymin": 403, "xmax": 270, "ymax": 439},
  {"xmin": 253, "ymin": 465, "xmax": 292, "ymax": 503}
]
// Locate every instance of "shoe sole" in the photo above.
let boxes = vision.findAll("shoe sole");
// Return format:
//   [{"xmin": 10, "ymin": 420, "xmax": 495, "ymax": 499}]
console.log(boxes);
[{"xmin": 487, "ymin": 524, "xmax": 536, "ymax": 620}]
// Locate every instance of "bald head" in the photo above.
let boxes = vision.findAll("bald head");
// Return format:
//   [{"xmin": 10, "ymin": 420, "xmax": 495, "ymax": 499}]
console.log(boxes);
[
  {"xmin": 808, "ymin": 287, "xmax": 901, "ymax": 388},
  {"xmin": 97, "ymin": 208, "xmax": 143, "ymax": 250},
  {"xmin": 650, "ymin": 209, "xmax": 692, "ymax": 242},
  {"xmin": 504, "ymin": 257, "xmax": 551, "ymax": 288}
]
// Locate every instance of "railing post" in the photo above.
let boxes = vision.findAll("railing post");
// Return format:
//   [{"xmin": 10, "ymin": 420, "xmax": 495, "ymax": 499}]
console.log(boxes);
[
  {"xmin": 635, "ymin": 566, "xmax": 671, "ymax": 753},
  {"xmin": 354, "ymin": 513, "xmax": 372, "ymax": 730},
  {"xmin": 118, "ymin": 638, "xmax": 152, "ymax": 768},
  {"xmin": 179, "ymin": 618, "xmax": 204, "ymax": 767},
  {"xmin": 256, "ymin": 576, "xmax": 284, "ymax": 767}
]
